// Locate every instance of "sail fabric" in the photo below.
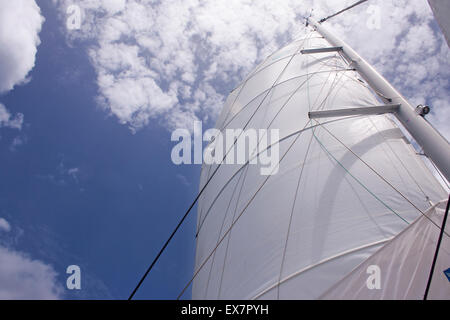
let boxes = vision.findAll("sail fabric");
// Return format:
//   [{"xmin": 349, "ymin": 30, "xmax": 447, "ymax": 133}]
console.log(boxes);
[
  {"xmin": 193, "ymin": 31, "xmax": 447, "ymax": 300},
  {"xmin": 321, "ymin": 200, "xmax": 450, "ymax": 300},
  {"xmin": 428, "ymin": 0, "xmax": 450, "ymax": 47}
]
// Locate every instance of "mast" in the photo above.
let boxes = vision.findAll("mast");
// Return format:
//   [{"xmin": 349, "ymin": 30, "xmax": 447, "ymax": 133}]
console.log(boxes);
[{"xmin": 308, "ymin": 18, "xmax": 450, "ymax": 183}]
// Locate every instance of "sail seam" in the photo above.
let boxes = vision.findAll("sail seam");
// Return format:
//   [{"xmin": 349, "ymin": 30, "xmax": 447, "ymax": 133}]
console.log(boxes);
[{"xmin": 253, "ymin": 238, "xmax": 392, "ymax": 300}]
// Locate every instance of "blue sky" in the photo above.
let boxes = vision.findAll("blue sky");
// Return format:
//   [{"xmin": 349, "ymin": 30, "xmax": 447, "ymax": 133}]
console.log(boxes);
[
  {"xmin": 0, "ymin": 0, "xmax": 201, "ymax": 299},
  {"xmin": 0, "ymin": 0, "xmax": 449, "ymax": 299}
]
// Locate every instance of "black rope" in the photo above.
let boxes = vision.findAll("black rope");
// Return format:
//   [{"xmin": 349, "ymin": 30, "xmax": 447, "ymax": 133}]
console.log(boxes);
[
  {"xmin": 128, "ymin": 190, "xmax": 201, "ymax": 300},
  {"xmin": 424, "ymin": 194, "xmax": 450, "ymax": 300},
  {"xmin": 319, "ymin": 0, "xmax": 369, "ymax": 23}
]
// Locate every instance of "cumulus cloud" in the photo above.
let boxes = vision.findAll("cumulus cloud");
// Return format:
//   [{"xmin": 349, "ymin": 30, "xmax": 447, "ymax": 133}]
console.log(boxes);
[
  {"xmin": 0, "ymin": 0, "xmax": 45, "ymax": 93},
  {"xmin": 53, "ymin": 0, "xmax": 449, "ymax": 139},
  {"xmin": 0, "ymin": 220, "xmax": 62, "ymax": 299},
  {"xmin": 0, "ymin": 0, "xmax": 44, "ymax": 134},
  {"xmin": 0, "ymin": 245, "xmax": 63, "ymax": 299}
]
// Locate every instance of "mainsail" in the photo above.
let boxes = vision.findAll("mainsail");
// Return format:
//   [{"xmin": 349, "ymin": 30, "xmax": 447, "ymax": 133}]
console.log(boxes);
[{"xmin": 192, "ymin": 23, "xmax": 448, "ymax": 299}]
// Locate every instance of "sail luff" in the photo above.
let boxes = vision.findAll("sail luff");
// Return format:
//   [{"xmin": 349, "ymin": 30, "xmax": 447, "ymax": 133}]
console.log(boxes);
[{"xmin": 308, "ymin": 18, "xmax": 450, "ymax": 183}]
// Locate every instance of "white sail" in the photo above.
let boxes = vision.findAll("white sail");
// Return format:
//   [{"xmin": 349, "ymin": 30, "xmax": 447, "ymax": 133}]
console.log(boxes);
[
  {"xmin": 429, "ymin": 0, "xmax": 450, "ymax": 47},
  {"xmin": 192, "ymin": 30, "xmax": 447, "ymax": 300},
  {"xmin": 321, "ymin": 200, "xmax": 450, "ymax": 299}
]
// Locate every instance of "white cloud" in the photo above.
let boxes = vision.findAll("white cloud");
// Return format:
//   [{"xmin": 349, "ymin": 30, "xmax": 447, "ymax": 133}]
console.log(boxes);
[
  {"xmin": 53, "ymin": 0, "xmax": 449, "ymax": 139},
  {"xmin": 0, "ymin": 0, "xmax": 45, "ymax": 93},
  {"xmin": 0, "ymin": 219, "xmax": 62, "ymax": 299},
  {"xmin": 0, "ymin": 103, "xmax": 23, "ymax": 130},
  {"xmin": 0, "ymin": 245, "xmax": 63, "ymax": 299},
  {"xmin": 0, "ymin": 218, "xmax": 11, "ymax": 233},
  {"xmin": 0, "ymin": 0, "xmax": 44, "ymax": 135}
]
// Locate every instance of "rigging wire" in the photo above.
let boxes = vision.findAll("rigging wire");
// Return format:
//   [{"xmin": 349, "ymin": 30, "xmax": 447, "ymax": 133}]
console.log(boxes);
[
  {"xmin": 424, "ymin": 194, "xmax": 450, "ymax": 300},
  {"xmin": 318, "ymin": 0, "xmax": 370, "ymax": 23}
]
